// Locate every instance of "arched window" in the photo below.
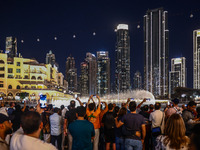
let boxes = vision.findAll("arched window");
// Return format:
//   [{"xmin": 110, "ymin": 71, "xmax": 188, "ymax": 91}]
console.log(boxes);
[
  {"xmin": 0, "ymin": 60, "xmax": 4, "ymax": 64},
  {"xmin": 37, "ymin": 76, "xmax": 42, "ymax": 80},
  {"xmin": 24, "ymin": 75, "xmax": 29, "ymax": 79},
  {"xmin": 8, "ymin": 85, "xmax": 12, "ymax": 89},
  {"xmin": 31, "ymin": 76, "xmax": 36, "ymax": 80},
  {"xmin": 16, "ymin": 85, "xmax": 20, "ymax": 89},
  {"xmin": 25, "ymin": 86, "xmax": 28, "ymax": 89}
]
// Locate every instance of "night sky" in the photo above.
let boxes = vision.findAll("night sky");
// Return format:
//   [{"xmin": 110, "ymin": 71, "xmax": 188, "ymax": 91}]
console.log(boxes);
[{"xmin": 0, "ymin": 0, "xmax": 200, "ymax": 88}]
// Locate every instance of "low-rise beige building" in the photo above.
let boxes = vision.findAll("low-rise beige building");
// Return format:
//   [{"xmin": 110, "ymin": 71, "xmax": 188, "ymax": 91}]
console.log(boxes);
[{"xmin": 0, "ymin": 52, "xmax": 69, "ymax": 101}]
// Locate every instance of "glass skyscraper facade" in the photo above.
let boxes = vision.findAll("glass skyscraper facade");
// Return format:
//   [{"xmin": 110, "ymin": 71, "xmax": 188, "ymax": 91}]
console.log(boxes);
[
  {"xmin": 193, "ymin": 30, "xmax": 200, "ymax": 89},
  {"xmin": 144, "ymin": 8, "xmax": 169, "ymax": 98},
  {"xmin": 115, "ymin": 24, "xmax": 131, "ymax": 93},
  {"xmin": 97, "ymin": 51, "xmax": 110, "ymax": 96}
]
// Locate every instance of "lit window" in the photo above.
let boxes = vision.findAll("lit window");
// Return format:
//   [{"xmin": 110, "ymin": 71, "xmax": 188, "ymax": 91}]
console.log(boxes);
[
  {"xmin": 17, "ymin": 62, "xmax": 20, "ymax": 66},
  {"xmin": 16, "ymin": 69, "xmax": 21, "ymax": 73}
]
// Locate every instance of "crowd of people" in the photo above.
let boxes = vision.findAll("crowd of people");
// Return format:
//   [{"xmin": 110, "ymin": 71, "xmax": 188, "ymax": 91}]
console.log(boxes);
[{"xmin": 0, "ymin": 95, "xmax": 200, "ymax": 150}]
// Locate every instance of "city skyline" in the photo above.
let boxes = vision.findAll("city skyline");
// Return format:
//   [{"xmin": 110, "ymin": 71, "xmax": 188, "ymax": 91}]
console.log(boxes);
[{"xmin": 0, "ymin": 0, "xmax": 199, "ymax": 89}]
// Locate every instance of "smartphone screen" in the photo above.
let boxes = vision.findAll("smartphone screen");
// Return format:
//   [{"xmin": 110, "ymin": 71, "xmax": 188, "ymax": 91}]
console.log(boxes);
[{"xmin": 40, "ymin": 95, "xmax": 47, "ymax": 108}]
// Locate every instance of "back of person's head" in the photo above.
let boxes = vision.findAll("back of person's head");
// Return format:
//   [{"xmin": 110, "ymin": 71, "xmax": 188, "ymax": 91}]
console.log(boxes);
[
  {"xmin": 171, "ymin": 98, "xmax": 179, "ymax": 105},
  {"xmin": 21, "ymin": 111, "xmax": 42, "ymax": 134},
  {"xmin": 164, "ymin": 113, "xmax": 189, "ymax": 149},
  {"xmin": 108, "ymin": 103, "xmax": 113, "ymax": 110},
  {"xmin": 29, "ymin": 106, "xmax": 35, "ymax": 111},
  {"xmin": 118, "ymin": 107, "xmax": 127, "ymax": 117},
  {"xmin": 70, "ymin": 100, "xmax": 76, "ymax": 108},
  {"xmin": 155, "ymin": 103, "xmax": 161, "ymax": 110},
  {"xmin": 60, "ymin": 105, "xmax": 64, "ymax": 110},
  {"xmin": 149, "ymin": 104, "xmax": 154, "ymax": 110},
  {"xmin": 15, "ymin": 105, "xmax": 21, "ymax": 111},
  {"xmin": 143, "ymin": 105, "xmax": 149, "ymax": 112},
  {"xmin": 188, "ymin": 101, "xmax": 196, "ymax": 107},
  {"xmin": 114, "ymin": 106, "xmax": 120, "ymax": 113},
  {"xmin": 10, "ymin": 102, "xmax": 15, "ymax": 107},
  {"xmin": 191, "ymin": 124, "xmax": 200, "ymax": 150},
  {"xmin": 53, "ymin": 107, "xmax": 59, "ymax": 113},
  {"xmin": 76, "ymin": 106, "xmax": 86, "ymax": 117},
  {"xmin": 129, "ymin": 101, "xmax": 137, "ymax": 112},
  {"xmin": 88, "ymin": 103, "xmax": 95, "ymax": 111}
]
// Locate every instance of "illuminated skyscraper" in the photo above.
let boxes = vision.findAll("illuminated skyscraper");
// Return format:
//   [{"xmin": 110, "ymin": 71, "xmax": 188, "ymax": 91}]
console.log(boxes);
[
  {"xmin": 65, "ymin": 56, "xmax": 77, "ymax": 91},
  {"xmin": 144, "ymin": 8, "xmax": 169, "ymax": 97},
  {"xmin": 115, "ymin": 24, "xmax": 131, "ymax": 93},
  {"xmin": 80, "ymin": 62, "xmax": 89, "ymax": 96},
  {"xmin": 85, "ymin": 53, "xmax": 97, "ymax": 95},
  {"xmin": 5, "ymin": 37, "xmax": 17, "ymax": 58},
  {"xmin": 97, "ymin": 51, "xmax": 110, "ymax": 96},
  {"xmin": 133, "ymin": 71, "xmax": 142, "ymax": 90},
  {"xmin": 193, "ymin": 30, "xmax": 200, "ymax": 89},
  {"xmin": 46, "ymin": 50, "xmax": 56, "ymax": 66},
  {"xmin": 169, "ymin": 57, "xmax": 186, "ymax": 97}
]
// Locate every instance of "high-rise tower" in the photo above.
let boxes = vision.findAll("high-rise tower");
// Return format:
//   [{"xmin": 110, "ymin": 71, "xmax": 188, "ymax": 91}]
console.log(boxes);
[
  {"xmin": 65, "ymin": 56, "xmax": 77, "ymax": 92},
  {"xmin": 115, "ymin": 24, "xmax": 131, "ymax": 93},
  {"xmin": 193, "ymin": 30, "xmax": 200, "ymax": 89},
  {"xmin": 5, "ymin": 37, "xmax": 17, "ymax": 58},
  {"xmin": 46, "ymin": 50, "xmax": 56, "ymax": 66},
  {"xmin": 96, "ymin": 51, "xmax": 110, "ymax": 96},
  {"xmin": 169, "ymin": 57, "xmax": 186, "ymax": 97},
  {"xmin": 133, "ymin": 71, "xmax": 142, "ymax": 90},
  {"xmin": 144, "ymin": 8, "xmax": 169, "ymax": 97}
]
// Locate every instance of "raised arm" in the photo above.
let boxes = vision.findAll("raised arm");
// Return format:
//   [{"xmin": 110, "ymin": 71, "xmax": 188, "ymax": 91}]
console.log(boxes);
[
  {"xmin": 21, "ymin": 101, "xmax": 26, "ymax": 112},
  {"xmin": 123, "ymin": 98, "xmax": 131, "ymax": 108},
  {"xmin": 96, "ymin": 95, "xmax": 101, "ymax": 109},
  {"xmin": 76, "ymin": 97, "xmax": 83, "ymax": 106},
  {"xmin": 137, "ymin": 98, "xmax": 146, "ymax": 108}
]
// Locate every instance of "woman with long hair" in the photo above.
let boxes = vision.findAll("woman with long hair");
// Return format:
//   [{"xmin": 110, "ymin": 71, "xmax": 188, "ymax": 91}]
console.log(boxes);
[{"xmin": 156, "ymin": 113, "xmax": 190, "ymax": 150}]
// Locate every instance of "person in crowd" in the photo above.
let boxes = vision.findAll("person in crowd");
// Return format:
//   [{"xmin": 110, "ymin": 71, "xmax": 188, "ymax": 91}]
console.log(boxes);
[
  {"xmin": 182, "ymin": 101, "xmax": 200, "ymax": 135},
  {"xmin": 69, "ymin": 106, "xmax": 95, "ymax": 150},
  {"xmin": 12, "ymin": 102, "xmax": 26, "ymax": 132},
  {"xmin": 0, "ymin": 108, "xmax": 12, "ymax": 150},
  {"xmin": 42, "ymin": 109, "xmax": 51, "ymax": 143},
  {"xmin": 148, "ymin": 104, "xmax": 154, "ymax": 114},
  {"xmin": 139, "ymin": 105, "xmax": 150, "ymax": 120},
  {"xmin": 60, "ymin": 105, "xmax": 67, "ymax": 149},
  {"xmin": 61, "ymin": 105, "xmax": 67, "ymax": 119},
  {"xmin": 29, "ymin": 106, "xmax": 35, "ymax": 111},
  {"xmin": 149, "ymin": 102, "xmax": 165, "ymax": 148},
  {"xmin": 102, "ymin": 103, "xmax": 116, "ymax": 150},
  {"xmin": 10, "ymin": 111, "xmax": 57, "ymax": 150},
  {"xmin": 99, "ymin": 102, "xmax": 108, "ymax": 150},
  {"xmin": 7, "ymin": 102, "xmax": 15, "ymax": 116},
  {"xmin": 196, "ymin": 106, "xmax": 200, "ymax": 118},
  {"xmin": 190, "ymin": 124, "xmax": 200, "ymax": 150},
  {"xmin": 165, "ymin": 98, "xmax": 181, "ymax": 118},
  {"xmin": 156, "ymin": 113, "xmax": 190, "ymax": 150},
  {"xmin": 116, "ymin": 101, "xmax": 146, "ymax": 150},
  {"xmin": 113, "ymin": 106, "xmax": 120, "ymax": 117},
  {"xmin": 50, "ymin": 107, "xmax": 62, "ymax": 150},
  {"xmin": 86, "ymin": 95, "xmax": 101, "ymax": 150},
  {"xmin": 115, "ymin": 107, "xmax": 127, "ymax": 150},
  {"xmin": 63, "ymin": 98, "xmax": 83, "ymax": 150}
]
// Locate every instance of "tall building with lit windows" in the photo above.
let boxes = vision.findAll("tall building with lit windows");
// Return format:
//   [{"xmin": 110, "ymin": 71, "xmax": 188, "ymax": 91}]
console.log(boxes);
[
  {"xmin": 193, "ymin": 30, "xmax": 200, "ymax": 89},
  {"xmin": 169, "ymin": 57, "xmax": 186, "ymax": 97},
  {"xmin": 46, "ymin": 50, "xmax": 56, "ymax": 66},
  {"xmin": 144, "ymin": 8, "xmax": 169, "ymax": 98},
  {"xmin": 96, "ymin": 51, "xmax": 110, "ymax": 96},
  {"xmin": 5, "ymin": 37, "xmax": 17, "ymax": 58},
  {"xmin": 133, "ymin": 71, "xmax": 142, "ymax": 90},
  {"xmin": 80, "ymin": 62, "xmax": 89, "ymax": 96},
  {"xmin": 115, "ymin": 24, "xmax": 130, "ymax": 93},
  {"xmin": 65, "ymin": 56, "xmax": 77, "ymax": 92}
]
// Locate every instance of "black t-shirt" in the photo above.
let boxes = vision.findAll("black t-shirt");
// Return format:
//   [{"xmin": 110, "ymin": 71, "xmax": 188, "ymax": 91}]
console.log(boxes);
[
  {"xmin": 122, "ymin": 113, "xmax": 145, "ymax": 140},
  {"xmin": 65, "ymin": 108, "xmax": 77, "ymax": 126},
  {"xmin": 102, "ymin": 112, "xmax": 115, "ymax": 130},
  {"xmin": 139, "ymin": 111, "xmax": 150, "ymax": 119}
]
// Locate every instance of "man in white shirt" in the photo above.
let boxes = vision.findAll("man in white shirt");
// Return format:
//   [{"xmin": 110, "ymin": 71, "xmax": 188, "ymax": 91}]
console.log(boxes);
[
  {"xmin": 10, "ymin": 111, "xmax": 57, "ymax": 150},
  {"xmin": 149, "ymin": 103, "xmax": 165, "ymax": 148},
  {"xmin": 49, "ymin": 107, "xmax": 62, "ymax": 150}
]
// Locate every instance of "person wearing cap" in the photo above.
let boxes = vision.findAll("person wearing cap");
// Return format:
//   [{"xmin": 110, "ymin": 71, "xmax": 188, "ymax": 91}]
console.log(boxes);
[
  {"xmin": 165, "ymin": 98, "xmax": 182, "ymax": 118},
  {"xmin": 0, "ymin": 108, "xmax": 13, "ymax": 150}
]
